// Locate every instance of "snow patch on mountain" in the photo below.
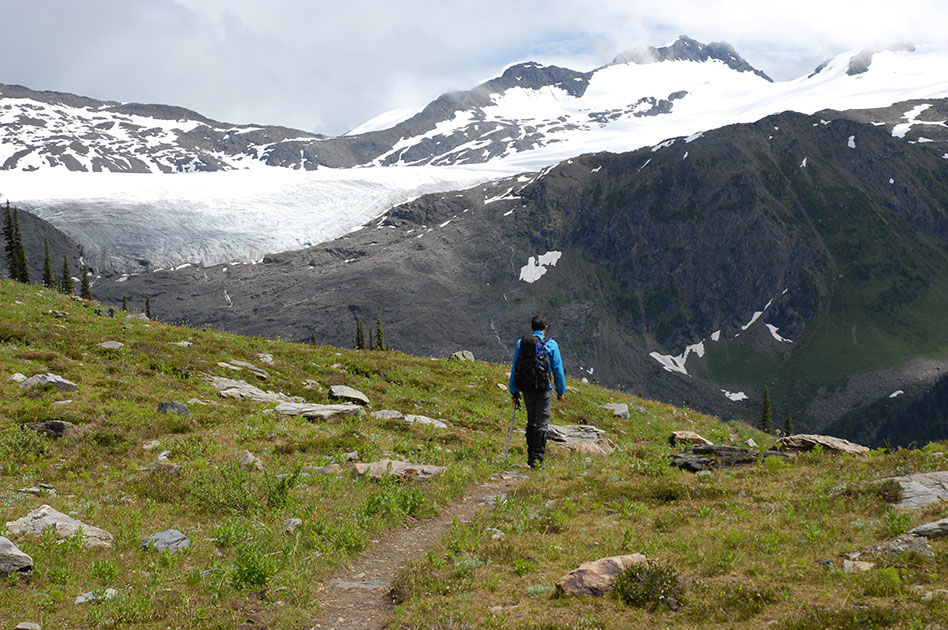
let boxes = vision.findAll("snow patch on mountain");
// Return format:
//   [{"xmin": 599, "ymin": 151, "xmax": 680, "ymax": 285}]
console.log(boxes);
[
  {"xmin": 650, "ymin": 341, "xmax": 705, "ymax": 376},
  {"xmin": 519, "ymin": 251, "xmax": 562, "ymax": 283},
  {"xmin": 722, "ymin": 390, "xmax": 749, "ymax": 402}
]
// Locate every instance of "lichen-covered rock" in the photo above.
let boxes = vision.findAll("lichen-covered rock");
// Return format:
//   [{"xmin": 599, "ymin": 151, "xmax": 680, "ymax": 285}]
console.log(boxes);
[
  {"xmin": 775, "ymin": 434, "xmax": 869, "ymax": 455},
  {"xmin": 6, "ymin": 505, "xmax": 113, "ymax": 549},
  {"xmin": 555, "ymin": 554, "xmax": 648, "ymax": 596},
  {"xmin": 450, "ymin": 350, "xmax": 475, "ymax": 361},
  {"xmin": 354, "ymin": 459, "xmax": 444, "ymax": 481},
  {"xmin": 847, "ymin": 534, "xmax": 933, "ymax": 560},
  {"xmin": 669, "ymin": 430, "xmax": 712, "ymax": 447},
  {"xmin": 19, "ymin": 373, "xmax": 78, "ymax": 392},
  {"xmin": 883, "ymin": 471, "xmax": 948, "ymax": 510}
]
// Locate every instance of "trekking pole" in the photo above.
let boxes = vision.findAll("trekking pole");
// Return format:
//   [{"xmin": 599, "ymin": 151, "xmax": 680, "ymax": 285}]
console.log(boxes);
[{"xmin": 504, "ymin": 399, "xmax": 519, "ymax": 458}]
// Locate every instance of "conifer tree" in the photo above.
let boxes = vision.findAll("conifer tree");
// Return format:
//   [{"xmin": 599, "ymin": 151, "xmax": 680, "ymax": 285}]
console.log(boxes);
[
  {"xmin": 355, "ymin": 319, "xmax": 365, "ymax": 350},
  {"xmin": 60, "ymin": 255, "xmax": 72, "ymax": 294},
  {"xmin": 375, "ymin": 319, "xmax": 386, "ymax": 351},
  {"xmin": 79, "ymin": 264, "xmax": 92, "ymax": 299},
  {"xmin": 784, "ymin": 414, "xmax": 794, "ymax": 436},
  {"xmin": 310, "ymin": 332, "xmax": 317, "ymax": 346},
  {"xmin": 2, "ymin": 202, "xmax": 15, "ymax": 279},
  {"xmin": 11, "ymin": 207, "xmax": 28, "ymax": 283},
  {"xmin": 122, "ymin": 296, "xmax": 128, "ymax": 312},
  {"xmin": 368, "ymin": 328, "xmax": 374, "ymax": 351},
  {"xmin": 145, "ymin": 297, "xmax": 152, "ymax": 319},
  {"xmin": 760, "ymin": 387, "xmax": 773, "ymax": 434},
  {"xmin": 42, "ymin": 239, "xmax": 54, "ymax": 288}
]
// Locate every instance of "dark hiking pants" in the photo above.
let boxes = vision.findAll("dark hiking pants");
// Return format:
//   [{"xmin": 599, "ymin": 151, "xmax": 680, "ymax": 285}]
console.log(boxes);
[{"xmin": 523, "ymin": 389, "xmax": 552, "ymax": 467}]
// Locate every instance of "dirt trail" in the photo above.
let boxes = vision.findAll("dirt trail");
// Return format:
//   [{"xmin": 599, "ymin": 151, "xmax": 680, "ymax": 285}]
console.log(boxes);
[{"xmin": 310, "ymin": 470, "xmax": 528, "ymax": 630}]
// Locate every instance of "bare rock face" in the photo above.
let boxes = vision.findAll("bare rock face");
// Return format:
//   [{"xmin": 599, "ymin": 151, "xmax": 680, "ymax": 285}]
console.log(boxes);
[
  {"xmin": 671, "ymin": 444, "xmax": 789, "ymax": 472},
  {"xmin": 547, "ymin": 424, "xmax": 614, "ymax": 456},
  {"xmin": 555, "ymin": 554, "xmax": 648, "ymax": 596},
  {"xmin": 883, "ymin": 471, "xmax": 948, "ymax": 510},
  {"xmin": 6, "ymin": 505, "xmax": 113, "ymax": 549},
  {"xmin": 19, "ymin": 373, "xmax": 78, "ymax": 391},
  {"xmin": 669, "ymin": 430, "xmax": 712, "ymax": 447},
  {"xmin": 0, "ymin": 536, "xmax": 34, "ymax": 578},
  {"xmin": 207, "ymin": 376, "xmax": 302, "ymax": 404},
  {"xmin": 354, "ymin": 459, "xmax": 444, "ymax": 481},
  {"xmin": 328, "ymin": 385, "xmax": 370, "ymax": 406},
  {"xmin": 775, "ymin": 434, "xmax": 869, "ymax": 455},
  {"xmin": 273, "ymin": 402, "xmax": 363, "ymax": 422}
]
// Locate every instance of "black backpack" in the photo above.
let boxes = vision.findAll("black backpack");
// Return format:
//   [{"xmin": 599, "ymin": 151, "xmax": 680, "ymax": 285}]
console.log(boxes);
[{"xmin": 514, "ymin": 335, "xmax": 553, "ymax": 394}]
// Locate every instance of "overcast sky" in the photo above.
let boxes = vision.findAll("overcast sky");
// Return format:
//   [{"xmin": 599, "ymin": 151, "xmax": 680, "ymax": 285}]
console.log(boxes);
[{"xmin": 3, "ymin": 0, "xmax": 946, "ymax": 135}]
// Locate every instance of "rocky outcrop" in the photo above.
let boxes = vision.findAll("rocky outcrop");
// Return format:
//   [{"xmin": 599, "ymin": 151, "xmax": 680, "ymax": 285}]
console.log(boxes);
[
  {"xmin": 450, "ymin": 351, "xmax": 475, "ymax": 361},
  {"xmin": 207, "ymin": 376, "xmax": 302, "ymax": 404},
  {"xmin": 354, "ymin": 459, "xmax": 444, "ymax": 481},
  {"xmin": 775, "ymin": 434, "xmax": 869, "ymax": 455},
  {"xmin": 909, "ymin": 517, "xmax": 948, "ymax": 539},
  {"xmin": 273, "ymin": 402, "xmax": 363, "ymax": 422},
  {"xmin": 19, "ymin": 373, "xmax": 77, "ymax": 391},
  {"xmin": 847, "ymin": 534, "xmax": 933, "ymax": 560},
  {"xmin": 548, "ymin": 424, "xmax": 615, "ymax": 456},
  {"xmin": 671, "ymin": 444, "xmax": 789, "ymax": 472},
  {"xmin": 555, "ymin": 554, "xmax": 648, "ymax": 596},
  {"xmin": 601, "ymin": 403, "xmax": 630, "ymax": 419},
  {"xmin": 6, "ymin": 505, "xmax": 113, "ymax": 549},
  {"xmin": 669, "ymin": 430, "xmax": 712, "ymax": 447},
  {"xmin": 883, "ymin": 471, "xmax": 948, "ymax": 509}
]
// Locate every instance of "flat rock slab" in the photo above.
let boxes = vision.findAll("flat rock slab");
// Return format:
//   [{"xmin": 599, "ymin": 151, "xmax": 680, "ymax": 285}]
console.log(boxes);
[
  {"xmin": 909, "ymin": 517, "xmax": 948, "ymax": 539},
  {"xmin": 14, "ymin": 622, "xmax": 42, "ymax": 630},
  {"xmin": 226, "ymin": 360, "xmax": 269, "ymax": 379},
  {"xmin": 75, "ymin": 588, "xmax": 119, "ymax": 604},
  {"xmin": 669, "ymin": 430, "xmax": 712, "ymax": 446},
  {"xmin": 404, "ymin": 414, "xmax": 448, "ymax": 429},
  {"xmin": 548, "ymin": 424, "xmax": 605, "ymax": 443},
  {"xmin": 671, "ymin": 444, "xmax": 789, "ymax": 472},
  {"xmin": 0, "ymin": 536, "xmax": 34, "ymax": 578},
  {"xmin": 354, "ymin": 459, "xmax": 444, "ymax": 481},
  {"xmin": 273, "ymin": 402, "xmax": 363, "ymax": 422},
  {"xmin": 19, "ymin": 373, "xmax": 78, "ymax": 391},
  {"xmin": 775, "ymin": 434, "xmax": 869, "ymax": 455},
  {"xmin": 601, "ymin": 403, "xmax": 630, "ymax": 419},
  {"xmin": 208, "ymin": 376, "xmax": 303, "ymax": 404},
  {"xmin": 884, "ymin": 471, "xmax": 948, "ymax": 509},
  {"xmin": 8, "ymin": 373, "xmax": 27, "ymax": 383},
  {"xmin": 6, "ymin": 505, "xmax": 113, "ymax": 549},
  {"xmin": 97, "ymin": 340, "xmax": 123, "ymax": 350},
  {"xmin": 847, "ymin": 534, "xmax": 933, "ymax": 560},
  {"xmin": 23, "ymin": 421, "xmax": 80, "ymax": 438},
  {"xmin": 372, "ymin": 410, "xmax": 404, "ymax": 421},
  {"xmin": 842, "ymin": 560, "xmax": 875, "ymax": 573},
  {"xmin": 329, "ymin": 385, "xmax": 370, "ymax": 406},
  {"xmin": 142, "ymin": 529, "xmax": 190, "ymax": 553},
  {"xmin": 556, "ymin": 553, "xmax": 648, "ymax": 596}
]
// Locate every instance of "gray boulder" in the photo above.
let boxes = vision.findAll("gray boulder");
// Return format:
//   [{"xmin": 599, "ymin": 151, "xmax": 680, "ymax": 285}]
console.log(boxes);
[
  {"xmin": 329, "ymin": 385, "xmax": 370, "ymax": 406},
  {"xmin": 157, "ymin": 402, "xmax": 189, "ymax": 415},
  {"xmin": 847, "ymin": 534, "xmax": 933, "ymax": 559},
  {"xmin": 354, "ymin": 459, "xmax": 444, "ymax": 481},
  {"xmin": 19, "ymin": 373, "xmax": 78, "ymax": 392},
  {"xmin": 240, "ymin": 450, "xmax": 264, "ymax": 471},
  {"xmin": 23, "ymin": 420, "xmax": 80, "ymax": 439},
  {"xmin": 14, "ymin": 623, "xmax": 42, "ymax": 630},
  {"xmin": 669, "ymin": 430, "xmax": 712, "ymax": 447},
  {"xmin": 283, "ymin": 518, "xmax": 303, "ymax": 534},
  {"xmin": 6, "ymin": 505, "xmax": 113, "ymax": 549},
  {"xmin": 450, "ymin": 350, "xmax": 475, "ymax": 361},
  {"xmin": 255, "ymin": 353, "xmax": 275, "ymax": 365},
  {"xmin": 555, "ymin": 554, "xmax": 648, "ymax": 596},
  {"xmin": 404, "ymin": 414, "xmax": 448, "ymax": 429},
  {"xmin": 141, "ymin": 529, "xmax": 191, "ymax": 553},
  {"xmin": 909, "ymin": 517, "xmax": 948, "ymax": 539},
  {"xmin": 548, "ymin": 424, "xmax": 614, "ymax": 456},
  {"xmin": 207, "ymin": 376, "xmax": 303, "ymax": 404},
  {"xmin": 371, "ymin": 409, "xmax": 404, "ymax": 421},
  {"xmin": 8, "ymin": 373, "xmax": 27, "ymax": 383},
  {"xmin": 0, "ymin": 536, "xmax": 34, "ymax": 578},
  {"xmin": 775, "ymin": 434, "xmax": 869, "ymax": 455},
  {"xmin": 75, "ymin": 588, "xmax": 119, "ymax": 604},
  {"xmin": 884, "ymin": 471, "xmax": 948, "ymax": 509},
  {"xmin": 273, "ymin": 402, "xmax": 363, "ymax": 422},
  {"xmin": 96, "ymin": 340, "xmax": 123, "ymax": 350},
  {"xmin": 601, "ymin": 403, "xmax": 629, "ymax": 419}
]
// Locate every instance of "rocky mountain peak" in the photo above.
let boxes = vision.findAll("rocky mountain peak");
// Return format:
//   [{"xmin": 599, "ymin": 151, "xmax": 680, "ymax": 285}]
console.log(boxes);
[{"xmin": 611, "ymin": 35, "xmax": 772, "ymax": 82}]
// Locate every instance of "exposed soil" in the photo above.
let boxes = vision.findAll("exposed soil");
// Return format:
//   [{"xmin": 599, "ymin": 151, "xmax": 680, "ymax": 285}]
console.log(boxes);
[{"xmin": 310, "ymin": 470, "xmax": 528, "ymax": 630}]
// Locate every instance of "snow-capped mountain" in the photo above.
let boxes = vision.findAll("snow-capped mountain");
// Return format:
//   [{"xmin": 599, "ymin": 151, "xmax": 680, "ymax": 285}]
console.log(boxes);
[{"xmin": 1, "ymin": 36, "xmax": 947, "ymax": 273}]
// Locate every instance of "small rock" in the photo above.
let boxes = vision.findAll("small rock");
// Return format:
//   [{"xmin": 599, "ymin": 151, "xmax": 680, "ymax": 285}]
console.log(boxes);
[
  {"xmin": 187, "ymin": 398, "xmax": 210, "ymax": 405},
  {"xmin": 208, "ymin": 376, "xmax": 303, "ymax": 404},
  {"xmin": 303, "ymin": 380, "xmax": 321, "ymax": 390},
  {"xmin": 354, "ymin": 459, "xmax": 444, "ymax": 481},
  {"xmin": 96, "ymin": 341, "xmax": 123, "ymax": 350},
  {"xmin": 371, "ymin": 409, "xmax": 404, "ymax": 421},
  {"xmin": 22, "ymin": 420, "xmax": 80, "ymax": 439},
  {"xmin": 142, "ymin": 440, "xmax": 161, "ymax": 451},
  {"xmin": 142, "ymin": 529, "xmax": 191, "ymax": 553},
  {"xmin": 157, "ymin": 401, "xmax": 189, "ymax": 416},
  {"xmin": 848, "ymin": 534, "xmax": 933, "ymax": 559},
  {"xmin": 311, "ymin": 464, "xmax": 344, "ymax": 475},
  {"xmin": 556, "ymin": 554, "xmax": 648, "ymax": 596},
  {"xmin": 284, "ymin": 518, "xmax": 303, "ymax": 534},
  {"xmin": 255, "ymin": 353, "xmax": 274, "ymax": 365},
  {"xmin": 775, "ymin": 434, "xmax": 869, "ymax": 455},
  {"xmin": 227, "ymin": 360, "xmax": 269, "ymax": 379},
  {"xmin": 908, "ymin": 517, "xmax": 948, "ymax": 539},
  {"xmin": 671, "ymin": 444, "xmax": 789, "ymax": 472},
  {"xmin": 240, "ymin": 451, "xmax": 264, "ymax": 471},
  {"xmin": 933, "ymin": 452, "xmax": 944, "ymax": 458},
  {"xmin": 842, "ymin": 559, "xmax": 875, "ymax": 573},
  {"xmin": 75, "ymin": 588, "xmax": 119, "ymax": 604},
  {"xmin": 404, "ymin": 414, "xmax": 448, "ymax": 429},
  {"xmin": 19, "ymin": 373, "xmax": 78, "ymax": 392},
  {"xmin": 0, "ymin": 536, "xmax": 34, "ymax": 578},
  {"xmin": 329, "ymin": 385, "xmax": 370, "ymax": 406},
  {"xmin": 138, "ymin": 461, "xmax": 181, "ymax": 476},
  {"xmin": 669, "ymin": 430, "xmax": 713, "ymax": 447},
  {"xmin": 8, "ymin": 373, "xmax": 26, "ymax": 383},
  {"xmin": 922, "ymin": 589, "xmax": 948, "ymax": 602},
  {"xmin": 744, "ymin": 438, "xmax": 759, "ymax": 448},
  {"xmin": 601, "ymin": 403, "xmax": 629, "ymax": 419},
  {"xmin": 486, "ymin": 527, "xmax": 505, "ymax": 541},
  {"xmin": 157, "ymin": 451, "xmax": 170, "ymax": 461},
  {"xmin": 273, "ymin": 402, "xmax": 363, "ymax": 422},
  {"xmin": 344, "ymin": 450, "xmax": 359, "ymax": 462},
  {"xmin": 172, "ymin": 340, "xmax": 193, "ymax": 347},
  {"xmin": 126, "ymin": 313, "xmax": 148, "ymax": 321},
  {"xmin": 17, "ymin": 486, "xmax": 56, "ymax": 497},
  {"xmin": 51, "ymin": 400, "xmax": 72, "ymax": 406},
  {"xmin": 14, "ymin": 623, "xmax": 42, "ymax": 630},
  {"xmin": 5, "ymin": 505, "xmax": 113, "ymax": 549},
  {"xmin": 450, "ymin": 350, "xmax": 475, "ymax": 361},
  {"xmin": 47, "ymin": 310, "xmax": 68, "ymax": 318}
]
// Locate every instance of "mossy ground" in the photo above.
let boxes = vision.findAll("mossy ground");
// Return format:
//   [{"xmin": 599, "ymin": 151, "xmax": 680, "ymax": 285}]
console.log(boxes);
[{"xmin": 1, "ymin": 279, "xmax": 947, "ymax": 629}]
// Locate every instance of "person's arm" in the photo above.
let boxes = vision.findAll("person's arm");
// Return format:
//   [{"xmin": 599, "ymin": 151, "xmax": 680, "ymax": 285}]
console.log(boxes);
[
  {"xmin": 509, "ymin": 338, "xmax": 521, "ymax": 402},
  {"xmin": 550, "ymin": 341, "xmax": 566, "ymax": 399}
]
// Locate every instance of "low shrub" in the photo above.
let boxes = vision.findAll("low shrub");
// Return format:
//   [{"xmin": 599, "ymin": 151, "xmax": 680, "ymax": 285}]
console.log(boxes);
[{"xmin": 612, "ymin": 562, "xmax": 685, "ymax": 611}]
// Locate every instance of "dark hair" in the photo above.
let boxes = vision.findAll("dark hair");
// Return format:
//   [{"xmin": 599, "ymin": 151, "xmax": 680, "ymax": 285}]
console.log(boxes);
[{"xmin": 531, "ymin": 314, "xmax": 548, "ymax": 332}]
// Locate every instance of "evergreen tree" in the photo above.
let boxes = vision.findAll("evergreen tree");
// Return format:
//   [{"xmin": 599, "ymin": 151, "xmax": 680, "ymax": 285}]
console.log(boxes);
[
  {"xmin": 368, "ymin": 328, "xmax": 374, "ymax": 351},
  {"xmin": 42, "ymin": 239, "xmax": 54, "ymax": 288},
  {"xmin": 2, "ymin": 202, "xmax": 15, "ymax": 279},
  {"xmin": 760, "ymin": 387, "xmax": 773, "ymax": 434},
  {"xmin": 355, "ymin": 319, "xmax": 365, "ymax": 350},
  {"xmin": 784, "ymin": 414, "xmax": 794, "ymax": 436},
  {"xmin": 145, "ymin": 297, "xmax": 152, "ymax": 319},
  {"xmin": 375, "ymin": 319, "xmax": 386, "ymax": 351},
  {"xmin": 122, "ymin": 296, "xmax": 128, "ymax": 312},
  {"xmin": 11, "ymin": 207, "xmax": 28, "ymax": 283},
  {"xmin": 310, "ymin": 332, "xmax": 317, "ymax": 346},
  {"xmin": 79, "ymin": 264, "xmax": 92, "ymax": 299},
  {"xmin": 60, "ymin": 255, "xmax": 72, "ymax": 294}
]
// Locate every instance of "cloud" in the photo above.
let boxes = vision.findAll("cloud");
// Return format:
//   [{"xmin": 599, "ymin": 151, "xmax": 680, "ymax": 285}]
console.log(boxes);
[{"xmin": 1, "ymin": 0, "xmax": 946, "ymax": 135}]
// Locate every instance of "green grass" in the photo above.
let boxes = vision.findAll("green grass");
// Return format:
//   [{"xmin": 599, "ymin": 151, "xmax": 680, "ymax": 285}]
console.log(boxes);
[{"xmin": 2, "ymin": 279, "xmax": 947, "ymax": 629}]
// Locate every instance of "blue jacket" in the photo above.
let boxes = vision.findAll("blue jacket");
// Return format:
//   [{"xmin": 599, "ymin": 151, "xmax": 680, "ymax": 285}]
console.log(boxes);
[{"xmin": 509, "ymin": 331, "xmax": 566, "ymax": 397}]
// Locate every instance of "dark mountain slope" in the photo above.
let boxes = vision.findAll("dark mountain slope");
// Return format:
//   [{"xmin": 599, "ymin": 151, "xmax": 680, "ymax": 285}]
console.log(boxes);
[{"xmin": 93, "ymin": 109, "xmax": 948, "ymax": 438}]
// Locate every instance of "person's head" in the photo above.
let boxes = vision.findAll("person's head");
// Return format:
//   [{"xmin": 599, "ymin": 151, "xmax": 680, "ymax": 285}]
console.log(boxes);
[{"xmin": 531, "ymin": 314, "xmax": 548, "ymax": 332}]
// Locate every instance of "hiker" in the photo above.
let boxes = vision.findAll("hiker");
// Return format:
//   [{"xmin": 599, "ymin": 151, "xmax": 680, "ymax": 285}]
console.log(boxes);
[{"xmin": 509, "ymin": 314, "xmax": 566, "ymax": 468}]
